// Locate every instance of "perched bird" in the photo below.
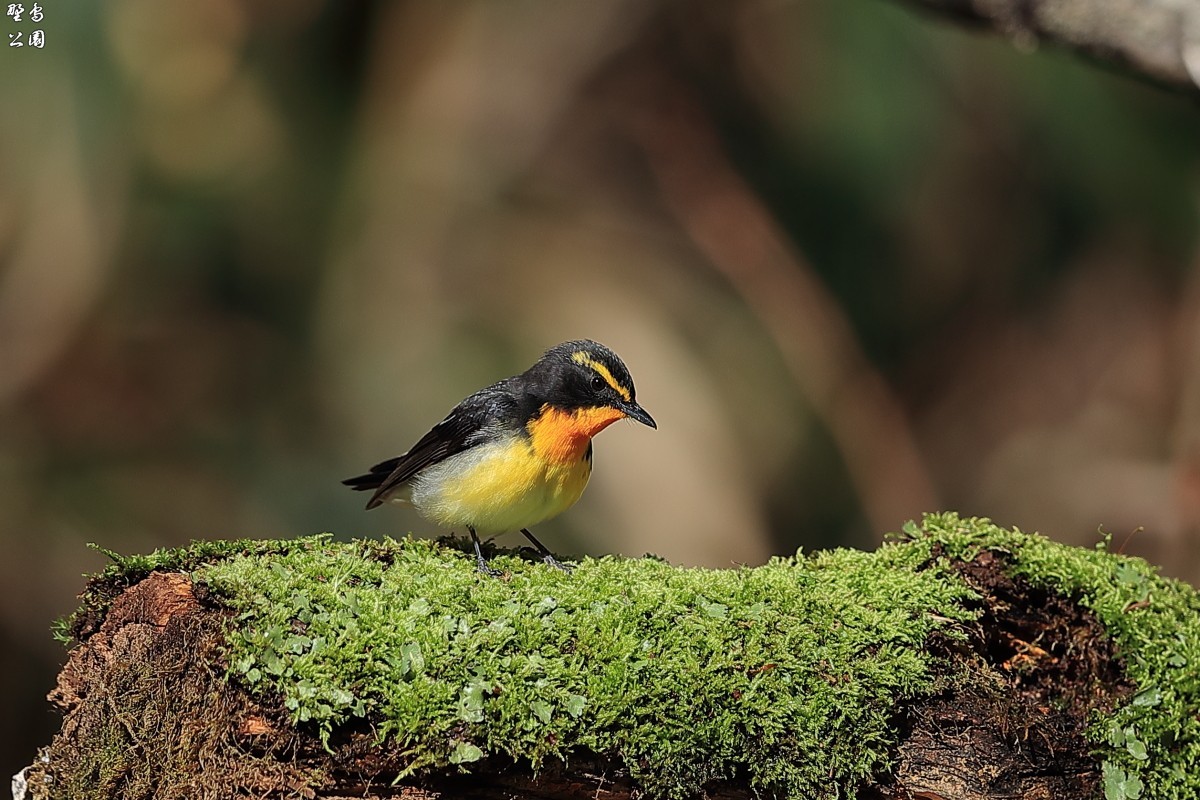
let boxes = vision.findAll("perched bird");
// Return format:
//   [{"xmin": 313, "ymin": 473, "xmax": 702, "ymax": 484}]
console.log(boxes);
[{"xmin": 344, "ymin": 339, "xmax": 656, "ymax": 573}]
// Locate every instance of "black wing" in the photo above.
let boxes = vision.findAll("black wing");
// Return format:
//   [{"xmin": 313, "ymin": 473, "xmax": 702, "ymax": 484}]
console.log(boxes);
[{"xmin": 342, "ymin": 382, "xmax": 520, "ymax": 510}]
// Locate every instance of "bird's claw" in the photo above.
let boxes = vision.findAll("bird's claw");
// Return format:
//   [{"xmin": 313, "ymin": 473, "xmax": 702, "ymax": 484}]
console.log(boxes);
[{"xmin": 542, "ymin": 554, "xmax": 574, "ymax": 573}]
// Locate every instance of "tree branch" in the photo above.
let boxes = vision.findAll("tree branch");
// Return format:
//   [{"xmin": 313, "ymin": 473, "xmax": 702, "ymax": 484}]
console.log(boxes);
[{"xmin": 898, "ymin": 0, "xmax": 1200, "ymax": 94}]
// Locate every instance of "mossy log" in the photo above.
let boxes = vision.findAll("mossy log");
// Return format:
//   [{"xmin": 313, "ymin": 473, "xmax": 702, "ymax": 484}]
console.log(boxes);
[{"xmin": 17, "ymin": 513, "xmax": 1200, "ymax": 799}]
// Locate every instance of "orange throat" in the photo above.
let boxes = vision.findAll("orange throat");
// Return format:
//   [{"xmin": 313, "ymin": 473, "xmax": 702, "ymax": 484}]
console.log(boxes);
[{"xmin": 527, "ymin": 404, "xmax": 624, "ymax": 465}]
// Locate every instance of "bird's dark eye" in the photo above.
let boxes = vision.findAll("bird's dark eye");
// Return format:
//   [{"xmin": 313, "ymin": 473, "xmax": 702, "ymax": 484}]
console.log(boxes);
[{"xmin": 590, "ymin": 375, "xmax": 606, "ymax": 392}]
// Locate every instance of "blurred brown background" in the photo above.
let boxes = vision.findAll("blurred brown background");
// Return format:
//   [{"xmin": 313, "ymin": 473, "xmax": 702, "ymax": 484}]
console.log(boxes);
[{"xmin": 4, "ymin": 0, "xmax": 1199, "ymax": 779}]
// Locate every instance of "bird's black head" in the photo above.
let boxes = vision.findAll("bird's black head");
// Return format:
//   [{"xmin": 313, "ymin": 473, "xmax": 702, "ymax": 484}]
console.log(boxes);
[{"xmin": 524, "ymin": 339, "xmax": 656, "ymax": 428}]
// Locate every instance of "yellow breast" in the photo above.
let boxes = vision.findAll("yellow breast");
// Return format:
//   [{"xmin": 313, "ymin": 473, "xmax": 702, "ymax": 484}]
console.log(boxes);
[{"xmin": 407, "ymin": 404, "xmax": 621, "ymax": 535}]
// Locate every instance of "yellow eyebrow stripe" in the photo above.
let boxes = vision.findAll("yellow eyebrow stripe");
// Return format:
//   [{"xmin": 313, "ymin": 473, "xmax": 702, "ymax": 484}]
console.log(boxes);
[{"xmin": 571, "ymin": 351, "xmax": 632, "ymax": 401}]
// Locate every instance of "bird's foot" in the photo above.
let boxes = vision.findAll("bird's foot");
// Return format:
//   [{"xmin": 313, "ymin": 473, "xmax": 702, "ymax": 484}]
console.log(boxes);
[
  {"xmin": 542, "ymin": 554, "xmax": 574, "ymax": 573},
  {"xmin": 468, "ymin": 527, "xmax": 503, "ymax": 577},
  {"xmin": 474, "ymin": 554, "xmax": 504, "ymax": 578},
  {"xmin": 519, "ymin": 528, "xmax": 573, "ymax": 573}
]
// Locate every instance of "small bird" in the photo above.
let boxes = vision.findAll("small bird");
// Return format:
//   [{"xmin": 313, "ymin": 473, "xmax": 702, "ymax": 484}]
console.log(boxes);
[{"xmin": 343, "ymin": 339, "xmax": 656, "ymax": 573}]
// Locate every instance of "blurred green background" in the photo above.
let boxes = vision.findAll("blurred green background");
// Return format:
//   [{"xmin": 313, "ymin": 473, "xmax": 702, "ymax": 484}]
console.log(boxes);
[{"xmin": 3, "ymin": 0, "xmax": 1199, "ymax": 779}]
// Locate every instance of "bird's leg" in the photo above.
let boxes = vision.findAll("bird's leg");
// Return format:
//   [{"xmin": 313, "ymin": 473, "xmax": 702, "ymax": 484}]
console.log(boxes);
[
  {"xmin": 521, "ymin": 528, "xmax": 573, "ymax": 573},
  {"xmin": 468, "ymin": 526, "xmax": 502, "ymax": 577}
]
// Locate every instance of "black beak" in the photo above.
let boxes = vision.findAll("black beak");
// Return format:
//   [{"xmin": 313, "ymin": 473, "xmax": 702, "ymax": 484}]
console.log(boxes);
[{"xmin": 620, "ymin": 401, "xmax": 656, "ymax": 429}]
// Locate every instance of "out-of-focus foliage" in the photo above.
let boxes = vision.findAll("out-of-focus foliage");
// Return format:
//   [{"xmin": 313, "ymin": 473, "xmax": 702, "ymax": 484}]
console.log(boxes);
[{"xmin": 2, "ymin": 0, "xmax": 1198, "ymax": 781}]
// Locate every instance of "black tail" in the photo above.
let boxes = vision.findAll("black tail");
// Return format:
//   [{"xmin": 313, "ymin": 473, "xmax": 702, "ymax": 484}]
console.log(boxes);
[{"xmin": 342, "ymin": 456, "xmax": 403, "ymax": 492}]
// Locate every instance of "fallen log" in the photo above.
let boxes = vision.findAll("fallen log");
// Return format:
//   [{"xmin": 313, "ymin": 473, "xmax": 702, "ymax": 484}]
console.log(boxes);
[{"xmin": 16, "ymin": 513, "xmax": 1200, "ymax": 799}]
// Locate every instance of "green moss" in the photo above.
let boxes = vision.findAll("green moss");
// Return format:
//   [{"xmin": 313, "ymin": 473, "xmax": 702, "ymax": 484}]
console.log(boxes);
[
  {"xmin": 196, "ymin": 535, "xmax": 977, "ymax": 798},
  {"xmin": 56, "ymin": 537, "xmax": 303, "ymax": 644},
  {"xmin": 912, "ymin": 512, "xmax": 1200, "ymax": 800},
  {"xmin": 75, "ymin": 514, "xmax": 1200, "ymax": 798}
]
